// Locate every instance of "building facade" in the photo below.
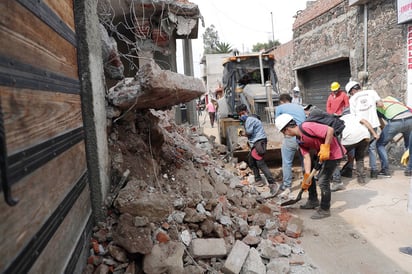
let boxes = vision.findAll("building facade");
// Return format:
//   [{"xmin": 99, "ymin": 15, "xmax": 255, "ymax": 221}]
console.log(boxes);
[{"xmin": 274, "ymin": 0, "xmax": 408, "ymax": 109}]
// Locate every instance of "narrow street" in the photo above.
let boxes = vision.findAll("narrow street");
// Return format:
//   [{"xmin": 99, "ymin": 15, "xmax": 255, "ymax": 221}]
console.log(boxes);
[{"xmin": 202, "ymin": 112, "xmax": 412, "ymax": 273}]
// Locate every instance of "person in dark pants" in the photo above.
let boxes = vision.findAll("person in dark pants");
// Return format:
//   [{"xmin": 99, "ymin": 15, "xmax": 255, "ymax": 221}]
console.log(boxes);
[
  {"xmin": 275, "ymin": 113, "xmax": 346, "ymax": 219},
  {"xmin": 338, "ymin": 108, "xmax": 379, "ymax": 185},
  {"xmin": 236, "ymin": 104, "xmax": 280, "ymax": 195},
  {"xmin": 206, "ymin": 99, "xmax": 216, "ymax": 127}
]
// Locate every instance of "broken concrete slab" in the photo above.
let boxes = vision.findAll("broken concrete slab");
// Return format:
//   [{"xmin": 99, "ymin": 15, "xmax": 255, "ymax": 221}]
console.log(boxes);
[
  {"xmin": 222, "ymin": 240, "xmax": 250, "ymax": 274},
  {"xmin": 143, "ymin": 241, "xmax": 185, "ymax": 274},
  {"xmin": 107, "ymin": 62, "xmax": 205, "ymax": 110}
]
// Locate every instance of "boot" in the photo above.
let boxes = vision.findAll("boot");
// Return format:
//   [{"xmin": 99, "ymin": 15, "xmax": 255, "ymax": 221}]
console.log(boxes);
[
  {"xmin": 370, "ymin": 170, "xmax": 378, "ymax": 179},
  {"xmin": 311, "ymin": 208, "xmax": 331, "ymax": 219},
  {"xmin": 357, "ymin": 176, "xmax": 366, "ymax": 185},
  {"xmin": 356, "ymin": 165, "xmax": 366, "ymax": 185},
  {"xmin": 300, "ymin": 199, "xmax": 320, "ymax": 209},
  {"xmin": 340, "ymin": 168, "xmax": 353, "ymax": 178}
]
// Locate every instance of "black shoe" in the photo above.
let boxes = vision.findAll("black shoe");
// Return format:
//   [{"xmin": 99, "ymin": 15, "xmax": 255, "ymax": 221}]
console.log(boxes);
[
  {"xmin": 370, "ymin": 170, "xmax": 378, "ymax": 179},
  {"xmin": 331, "ymin": 182, "xmax": 345, "ymax": 192},
  {"xmin": 311, "ymin": 208, "xmax": 331, "ymax": 219},
  {"xmin": 399, "ymin": 246, "xmax": 412, "ymax": 255},
  {"xmin": 300, "ymin": 200, "xmax": 320, "ymax": 209},
  {"xmin": 254, "ymin": 178, "xmax": 266, "ymax": 187},
  {"xmin": 340, "ymin": 168, "xmax": 353, "ymax": 178},
  {"xmin": 378, "ymin": 169, "xmax": 391, "ymax": 178},
  {"xmin": 269, "ymin": 183, "xmax": 280, "ymax": 196},
  {"xmin": 357, "ymin": 176, "xmax": 366, "ymax": 185},
  {"xmin": 405, "ymin": 170, "xmax": 412, "ymax": 177}
]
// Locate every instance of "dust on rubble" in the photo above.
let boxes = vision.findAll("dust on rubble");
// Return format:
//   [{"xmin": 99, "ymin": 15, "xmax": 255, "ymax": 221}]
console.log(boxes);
[{"xmin": 83, "ymin": 109, "xmax": 319, "ymax": 274}]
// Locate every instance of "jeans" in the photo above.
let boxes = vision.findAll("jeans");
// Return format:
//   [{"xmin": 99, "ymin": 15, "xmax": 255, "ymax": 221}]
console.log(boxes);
[
  {"xmin": 281, "ymin": 136, "xmax": 300, "ymax": 189},
  {"xmin": 377, "ymin": 118, "xmax": 412, "ymax": 171},
  {"xmin": 307, "ymin": 159, "xmax": 338, "ymax": 210},
  {"xmin": 368, "ymin": 128, "xmax": 379, "ymax": 171},
  {"xmin": 408, "ymin": 133, "xmax": 412, "ymax": 171}
]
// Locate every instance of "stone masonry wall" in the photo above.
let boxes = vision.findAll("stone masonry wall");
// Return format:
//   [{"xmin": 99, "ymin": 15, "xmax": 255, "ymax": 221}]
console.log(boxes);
[
  {"xmin": 366, "ymin": 1, "xmax": 406, "ymax": 100},
  {"xmin": 273, "ymin": 41, "xmax": 295, "ymax": 93},
  {"xmin": 274, "ymin": 0, "xmax": 407, "ymax": 100}
]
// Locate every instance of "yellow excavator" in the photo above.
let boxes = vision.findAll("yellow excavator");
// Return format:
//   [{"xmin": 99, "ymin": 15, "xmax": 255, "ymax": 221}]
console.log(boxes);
[{"xmin": 216, "ymin": 51, "xmax": 284, "ymax": 163}]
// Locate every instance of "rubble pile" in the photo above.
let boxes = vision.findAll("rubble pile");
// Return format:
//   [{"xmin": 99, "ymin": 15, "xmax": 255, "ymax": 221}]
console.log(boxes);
[{"xmin": 83, "ymin": 108, "xmax": 319, "ymax": 274}]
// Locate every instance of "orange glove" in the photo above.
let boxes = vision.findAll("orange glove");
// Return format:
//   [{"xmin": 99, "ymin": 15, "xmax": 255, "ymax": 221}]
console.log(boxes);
[
  {"xmin": 301, "ymin": 173, "xmax": 312, "ymax": 190},
  {"xmin": 318, "ymin": 144, "xmax": 330, "ymax": 162}
]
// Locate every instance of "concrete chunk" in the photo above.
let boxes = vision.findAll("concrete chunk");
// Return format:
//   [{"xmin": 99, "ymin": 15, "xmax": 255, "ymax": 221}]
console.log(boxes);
[
  {"xmin": 190, "ymin": 238, "xmax": 227, "ymax": 259},
  {"xmin": 285, "ymin": 216, "xmax": 303, "ymax": 238},
  {"xmin": 222, "ymin": 240, "xmax": 250, "ymax": 274},
  {"xmin": 241, "ymin": 247, "xmax": 266, "ymax": 274}
]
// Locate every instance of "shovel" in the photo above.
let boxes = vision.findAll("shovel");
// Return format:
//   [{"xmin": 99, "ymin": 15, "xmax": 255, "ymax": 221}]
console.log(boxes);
[{"xmin": 280, "ymin": 161, "xmax": 323, "ymax": 207}]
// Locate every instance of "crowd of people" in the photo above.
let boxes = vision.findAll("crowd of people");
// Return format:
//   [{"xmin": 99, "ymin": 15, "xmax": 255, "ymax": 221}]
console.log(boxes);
[
  {"xmin": 272, "ymin": 80, "xmax": 412, "ymax": 219},
  {"xmin": 199, "ymin": 80, "xmax": 411, "ymax": 220}
]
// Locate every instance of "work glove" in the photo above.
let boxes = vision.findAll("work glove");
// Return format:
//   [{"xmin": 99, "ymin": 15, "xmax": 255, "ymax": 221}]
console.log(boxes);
[
  {"xmin": 401, "ymin": 150, "xmax": 410, "ymax": 166},
  {"xmin": 318, "ymin": 144, "xmax": 330, "ymax": 162},
  {"xmin": 301, "ymin": 173, "xmax": 312, "ymax": 190},
  {"xmin": 237, "ymin": 128, "xmax": 244, "ymax": 136}
]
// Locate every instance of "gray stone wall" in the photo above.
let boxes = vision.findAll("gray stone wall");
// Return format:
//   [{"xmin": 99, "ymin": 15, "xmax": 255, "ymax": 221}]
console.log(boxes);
[
  {"xmin": 273, "ymin": 41, "xmax": 296, "ymax": 94},
  {"xmin": 366, "ymin": 1, "xmax": 406, "ymax": 99},
  {"xmin": 274, "ymin": 0, "xmax": 407, "ymax": 100},
  {"xmin": 292, "ymin": 2, "xmax": 353, "ymax": 70}
]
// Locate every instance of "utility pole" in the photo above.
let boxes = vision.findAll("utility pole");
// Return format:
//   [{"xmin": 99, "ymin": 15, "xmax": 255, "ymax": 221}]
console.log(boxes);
[{"xmin": 270, "ymin": 12, "xmax": 275, "ymax": 43}]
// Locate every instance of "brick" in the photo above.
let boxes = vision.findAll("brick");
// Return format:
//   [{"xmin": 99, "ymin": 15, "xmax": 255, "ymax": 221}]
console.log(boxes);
[
  {"xmin": 285, "ymin": 216, "xmax": 303, "ymax": 238},
  {"xmin": 190, "ymin": 238, "xmax": 227, "ymax": 259}
]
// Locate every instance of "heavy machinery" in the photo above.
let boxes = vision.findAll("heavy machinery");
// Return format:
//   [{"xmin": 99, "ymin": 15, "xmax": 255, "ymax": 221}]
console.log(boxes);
[{"xmin": 216, "ymin": 52, "xmax": 284, "ymax": 162}]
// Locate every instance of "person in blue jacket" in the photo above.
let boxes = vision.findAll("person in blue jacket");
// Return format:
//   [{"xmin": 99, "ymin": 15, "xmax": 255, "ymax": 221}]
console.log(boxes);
[{"xmin": 236, "ymin": 104, "xmax": 280, "ymax": 195}]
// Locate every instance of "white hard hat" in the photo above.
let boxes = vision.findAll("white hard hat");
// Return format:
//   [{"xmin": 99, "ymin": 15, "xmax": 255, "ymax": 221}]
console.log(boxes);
[
  {"xmin": 275, "ymin": 113, "xmax": 294, "ymax": 132},
  {"xmin": 345, "ymin": 80, "xmax": 360, "ymax": 93},
  {"xmin": 293, "ymin": 86, "xmax": 300, "ymax": 92}
]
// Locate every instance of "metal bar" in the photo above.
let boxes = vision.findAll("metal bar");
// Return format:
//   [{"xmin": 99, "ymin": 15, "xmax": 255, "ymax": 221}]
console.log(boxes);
[
  {"xmin": 17, "ymin": 0, "xmax": 77, "ymax": 46},
  {"xmin": 6, "ymin": 127, "xmax": 84, "ymax": 186},
  {"xmin": 64, "ymin": 215, "xmax": 93, "ymax": 274},
  {"xmin": 0, "ymin": 56, "xmax": 80, "ymax": 94},
  {"xmin": 3, "ymin": 171, "xmax": 88, "ymax": 274},
  {"xmin": 0, "ymin": 98, "xmax": 18, "ymax": 206}
]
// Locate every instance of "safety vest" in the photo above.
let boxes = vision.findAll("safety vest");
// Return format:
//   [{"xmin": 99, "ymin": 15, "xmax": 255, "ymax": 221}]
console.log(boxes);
[{"xmin": 377, "ymin": 96, "xmax": 409, "ymax": 119}]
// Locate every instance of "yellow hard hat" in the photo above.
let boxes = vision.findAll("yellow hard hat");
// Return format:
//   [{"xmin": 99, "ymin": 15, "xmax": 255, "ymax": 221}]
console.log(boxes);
[{"xmin": 330, "ymin": 82, "xmax": 340, "ymax": 91}]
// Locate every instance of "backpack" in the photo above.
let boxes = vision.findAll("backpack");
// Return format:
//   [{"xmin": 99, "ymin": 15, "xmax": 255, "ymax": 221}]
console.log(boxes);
[{"xmin": 299, "ymin": 108, "xmax": 346, "ymax": 138}]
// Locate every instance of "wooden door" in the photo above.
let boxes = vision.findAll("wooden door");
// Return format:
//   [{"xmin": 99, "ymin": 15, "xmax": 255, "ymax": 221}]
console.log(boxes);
[{"xmin": 0, "ymin": 1, "xmax": 91, "ymax": 273}]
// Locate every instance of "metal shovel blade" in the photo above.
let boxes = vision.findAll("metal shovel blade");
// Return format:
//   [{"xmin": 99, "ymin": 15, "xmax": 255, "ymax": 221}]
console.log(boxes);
[
  {"xmin": 280, "ymin": 189, "xmax": 304, "ymax": 206},
  {"xmin": 280, "ymin": 162, "xmax": 322, "ymax": 207}
]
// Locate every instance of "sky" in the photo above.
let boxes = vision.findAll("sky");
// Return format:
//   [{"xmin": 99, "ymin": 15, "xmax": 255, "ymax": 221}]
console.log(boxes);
[{"xmin": 179, "ymin": 0, "xmax": 310, "ymax": 77}]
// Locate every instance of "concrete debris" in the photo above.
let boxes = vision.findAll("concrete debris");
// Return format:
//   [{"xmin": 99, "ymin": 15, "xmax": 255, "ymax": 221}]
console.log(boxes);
[
  {"xmin": 190, "ymin": 238, "xmax": 227, "ymax": 259},
  {"xmin": 222, "ymin": 240, "xmax": 250, "ymax": 274},
  {"xmin": 143, "ymin": 241, "xmax": 185, "ymax": 274},
  {"xmin": 99, "ymin": 23, "xmax": 124, "ymax": 80},
  {"xmin": 241, "ymin": 247, "xmax": 266, "ymax": 274},
  {"xmin": 107, "ymin": 62, "xmax": 205, "ymax": 110},
  {"xmin": 83, "ymin": 108, "xmax": 319, "ymax": 273}
]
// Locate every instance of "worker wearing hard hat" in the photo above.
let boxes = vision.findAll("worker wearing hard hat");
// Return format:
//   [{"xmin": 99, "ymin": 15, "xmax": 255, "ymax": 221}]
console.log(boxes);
[
  {"xmin": 275, "ymin": 113, "xmax": 346, "ymax": 219},
  {"xmin": 376, "ymin": 96, "xmax": 412, "ymax": 177},
  {"xmin": 326, "ymin": 81, "xmax": 349, "ymax": 116},
  {"xmin": 346, "ymin": 80, "xmax": 384, "ymax": 179}
]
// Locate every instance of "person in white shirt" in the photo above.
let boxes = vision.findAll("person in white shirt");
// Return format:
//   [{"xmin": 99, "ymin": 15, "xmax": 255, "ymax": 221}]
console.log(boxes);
[
  {"xmin": 339, "ymin": 108, "xmax": 379, "ymax": 185},
  {"xmin": 346, "ymin": 81, "xmax": 384, "ymax": 179},
  {"xmin": 291, "ymin": 86, "xmax": 302, "ymax": 105}
]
